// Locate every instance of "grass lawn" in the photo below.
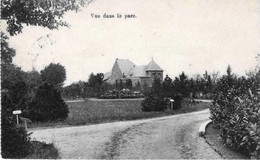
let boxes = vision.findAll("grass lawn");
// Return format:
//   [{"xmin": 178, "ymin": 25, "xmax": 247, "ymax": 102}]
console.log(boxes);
[{"xmin": 28, "ymin": 99, "xmax": 210, "ymax": 129}]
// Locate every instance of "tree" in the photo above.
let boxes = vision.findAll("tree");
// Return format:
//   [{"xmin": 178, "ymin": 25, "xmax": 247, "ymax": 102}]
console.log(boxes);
[
  {"xmin": 1, "ymin": 0, "xmax": 92, "ymax": 36},
  {"xmin": 227, "ymin": 65, "xmax": 232, "ymax": 77},
  {"xmin": 189, "ymin": 78, "xmax": 196, "ymax": 98},
  {"xmin": 87, "ymin": 73, "xmax": 105, "ymax": 97},
  {"xmin": 22, "ymin": 70, "xmax": 42, "ymax": 102},
  {"xmin": 40, "ymin": 63, "xmax": 66, "ymax": 88},
  {"xmin": 88, "ymin": 73, "xmax": 104, "ymax": 87},
  {"xmin": 162, "ymin": 75, "xmax": 173, "ymax": 97},
  {"xmin": 211, "ymin": 71, "xmax": 220, "ymax": 84},
  {"xmin": 134, "ymin": 81, "xmax": 141, "ymax": 91},
  {"xmin": 125, "ymin": 79, "xmax": 133, "ymax": 89},
  {"xmin": 173, "ymin": 72, "xmax": 190, "ymax": 97},
  {"xmin": 1, "ymin": 32, "xmax": 31, "ymax": 158},
  {"xmin": 1, "ymin": 32, "xmax": 16, "ymax": 64},
  {"xmin": 27, "ymin": 83, "xmax": 68, "ymax": 122},
  {"xmin": 119, "ymin": 79, "xmax": 124, "ymax": 90},
  {"xmin": 151, "ymin": 78, "xmax": 162, "ymax": 95}
]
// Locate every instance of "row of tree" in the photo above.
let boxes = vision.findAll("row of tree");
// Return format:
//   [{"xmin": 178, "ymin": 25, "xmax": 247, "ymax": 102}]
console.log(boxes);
[{"xmin": 63, "ymin": 70, "xmax": 219, "ymax": 99}]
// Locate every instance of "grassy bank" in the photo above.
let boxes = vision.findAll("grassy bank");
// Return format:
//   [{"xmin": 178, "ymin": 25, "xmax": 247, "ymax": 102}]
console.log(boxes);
[{"xmin": 28, "ymin": 99, "xmax": 210, "ymax": 129}]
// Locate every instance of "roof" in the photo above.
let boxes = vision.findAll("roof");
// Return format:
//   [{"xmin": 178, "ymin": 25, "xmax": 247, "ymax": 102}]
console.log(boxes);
[
  {"xmin": 128, "ymin": 65, "xmax": 148, "ymax": 77},
  {"xmin": 147, "ymin": 59, "xmax": 163, "ymax": 71},
  {"xmin": 116, "ymin": 59, "xmax": 136, "ymax": 75}
]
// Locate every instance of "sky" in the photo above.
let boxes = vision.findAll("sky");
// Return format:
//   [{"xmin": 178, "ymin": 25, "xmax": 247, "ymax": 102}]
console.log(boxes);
[{"xmin": 2, "ymin": 0, "xmax": 260, "ymax": 86}]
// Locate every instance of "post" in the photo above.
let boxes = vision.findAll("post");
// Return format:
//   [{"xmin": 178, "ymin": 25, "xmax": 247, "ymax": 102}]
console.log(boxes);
[
  {"xmin": 170, "ymin": 99, "xmax": 174, "ymax": 111},
  {"xmin": 13, "ymin": 110, "xmax": 22, "ymax": 125},
  {"xmin": 24, "ymin": 121, "xmax": 27, "ymax": 131},
  {"xmin": 16, "ymin": 115, "xmax": 19, "ymax": 125}
]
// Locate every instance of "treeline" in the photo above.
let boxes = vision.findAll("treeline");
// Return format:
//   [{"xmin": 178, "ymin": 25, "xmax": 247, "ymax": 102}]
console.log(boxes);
[{"xmin": 62, "ymin": 70, "xmax": 219, "ymax": 100}]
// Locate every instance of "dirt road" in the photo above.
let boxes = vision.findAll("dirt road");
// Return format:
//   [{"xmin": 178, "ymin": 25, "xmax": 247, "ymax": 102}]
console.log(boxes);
[{"xmin": 30, "ymin": 109, "xmax": 222, "ymax": 159}]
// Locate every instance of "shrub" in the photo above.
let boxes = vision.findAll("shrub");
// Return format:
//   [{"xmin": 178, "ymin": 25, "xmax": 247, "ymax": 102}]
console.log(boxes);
[
  {"xmin": 27, "ymin": 141, "xmax": 59, "ymax": 159},
  {"xmin": 1, "ymin": 93, "xmax": 31, "ymax": 158},
  {"xmin": 141, "ymin": 93, "xmax": 167, "ymax": 112},
  {"xmin": 210, "ymin": 71, "xmax": 260, "ymax": 159},
  {"xmin": 27, "ymin": 83, "xmax": 69, "ymax": 122},
  {"xmin": 172, "ymin": 95, "xmax": 183, "ymax": 109}
]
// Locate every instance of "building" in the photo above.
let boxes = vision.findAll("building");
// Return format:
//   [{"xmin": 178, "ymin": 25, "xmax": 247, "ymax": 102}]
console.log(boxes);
[{"xmin": 104, "ymin": 58, "xmax": 163, "ymax": 87}]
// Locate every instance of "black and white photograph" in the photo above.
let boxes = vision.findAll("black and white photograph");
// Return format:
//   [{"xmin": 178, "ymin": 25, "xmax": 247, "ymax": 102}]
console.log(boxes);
[{"xmin": 1, "ymin": 0, "xmax": 260, "ymax": 159}]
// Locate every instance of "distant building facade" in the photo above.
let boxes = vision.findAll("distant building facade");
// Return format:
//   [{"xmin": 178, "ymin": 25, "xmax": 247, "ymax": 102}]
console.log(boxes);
[{"xmin": 104, "ymin": 58, "xmax": 163, "ymax": 87}]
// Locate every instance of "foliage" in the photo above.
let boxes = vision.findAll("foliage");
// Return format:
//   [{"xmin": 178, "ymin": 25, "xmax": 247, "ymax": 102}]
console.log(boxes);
[
  {"xmin": 151, "ymin": 77, "xmax": 162, "ymax": 95},
  {"xmin": 125, "ymin": 79, "xmax": 133, "ymax": 89},
  {"xmin": 1, "ymin": 92, "xmax": 31, "ymax": 158},
  {"xmin": 173, "ymin": 72, "xmax": 190, "ymax": 97},
  {"xmin": 22, "ymin": 69, "xmax": 42, "ymax": 102},
  {"xmin": 87, "ymin": 73, "xmax": 105, "ymax": 97},
  {"xmin": 1, "ymin": 0, "xmax": 89, "ymax": 35},
  {"xmin": 1, "ymin": 31, "xmax": 32, "ymax": 158},
  {"xmin": 162, "ymin": 75, "xmax": 174, "ymax": 97},
  {"xmin": 133, "ymin": 81, "xmax": 141, "ymax": 91},
  {"xmin": 88, "ymin": 73, "xmax": 104, "ymax": 86},
  {"xmin": 1, "ymin": 32, "xmax": 16, "ymax": 64},
  {"xmin": 141, "ymin": 93, "xmax": 167, "ymax": 112},
  {"xmin": 100, "ymin": 89, "xmax": 144, "ymax": 99},
  {"xmin": 27, "ymin": 141, "xmax": 59, "ymax": 159},
  {"xmin": 27, "ymin": 83, "xmax": 69, "ymax": 122},
  {"xmin": 40, "ymin": 63, "xmax": 66, "ymax": 88},
  {"xmin": 172, "ymin": 95, "xmax": 183, "ymax": 109},
  {"xmin": 210, "ymin": 66, "xmax": 260, "ymax": 159},
  {"xmin": 62, "ymin": 81, "xmax": 85, "ymax": 99}
]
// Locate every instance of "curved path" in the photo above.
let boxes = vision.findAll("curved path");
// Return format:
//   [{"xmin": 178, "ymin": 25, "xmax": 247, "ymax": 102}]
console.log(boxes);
[{"xmin": 30, "ymin": 109, "xmax": 222, "ymax": 159}]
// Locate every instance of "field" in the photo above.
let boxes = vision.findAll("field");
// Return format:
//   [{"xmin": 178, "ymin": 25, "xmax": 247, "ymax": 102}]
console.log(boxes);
[{"xmin": 29, "ymin": 99, "xmax": 210, "ymax": 129}]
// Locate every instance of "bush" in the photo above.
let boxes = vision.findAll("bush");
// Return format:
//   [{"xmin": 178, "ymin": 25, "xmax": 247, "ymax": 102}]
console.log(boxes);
[
  {"xmin": 27, "ymin": 83, "xmax": 69, "ymax": 122},
  {"xmin": 27, "ymin": 141, "xmax": 59, "ymax": 159},
  {"xmin": 141, "ymin": 93, "xmax": 167, "ymax": 112},
  {"xmin": 210, "ymin": 73, "xmax": 260, "ymax": 159},
  {"xmin": 1, "ymin": 93, "xmax": 31, "ymax": 158},
  {"xmin": 100, "ymin": 89, "xmax": 144, "ymax": 99},
  {"xmin": 172, "ymin": 95, "xmax": 183, "ymax": 109}
]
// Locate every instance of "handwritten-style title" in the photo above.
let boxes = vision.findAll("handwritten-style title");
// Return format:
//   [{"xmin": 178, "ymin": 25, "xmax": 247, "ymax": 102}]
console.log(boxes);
[{"xmin": 91, "ymin": 13, "xmax": 137, "ymax": 19}]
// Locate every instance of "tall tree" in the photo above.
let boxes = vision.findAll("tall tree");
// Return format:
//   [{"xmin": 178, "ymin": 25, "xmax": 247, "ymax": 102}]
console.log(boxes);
[
  {"xmin": 173, "ymin": 72, "xmax": 190, "ymax": 97},
  {"xmin": 22, "ymin": 70, "xmax": 42, "ymax": 101},
  {"xmin": 152, "ymin": 78, "xmax": 162, "ymax": 95},
  {"xmin": 40, "ymin": 63, "xmax": 66, "ymax": 88},
  {"xmin": 162, "ymin": 75, "xmax": 173, "ymax": 97},
  {"xmin": 87, "ymin": 73, "xmax": 105, "ymax": 97}
]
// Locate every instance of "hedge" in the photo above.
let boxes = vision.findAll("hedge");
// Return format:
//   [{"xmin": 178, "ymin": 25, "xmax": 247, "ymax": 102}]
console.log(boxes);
[{"xmin": 210, "ymin": 75, "xmax": 260, "ymax": 159}]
